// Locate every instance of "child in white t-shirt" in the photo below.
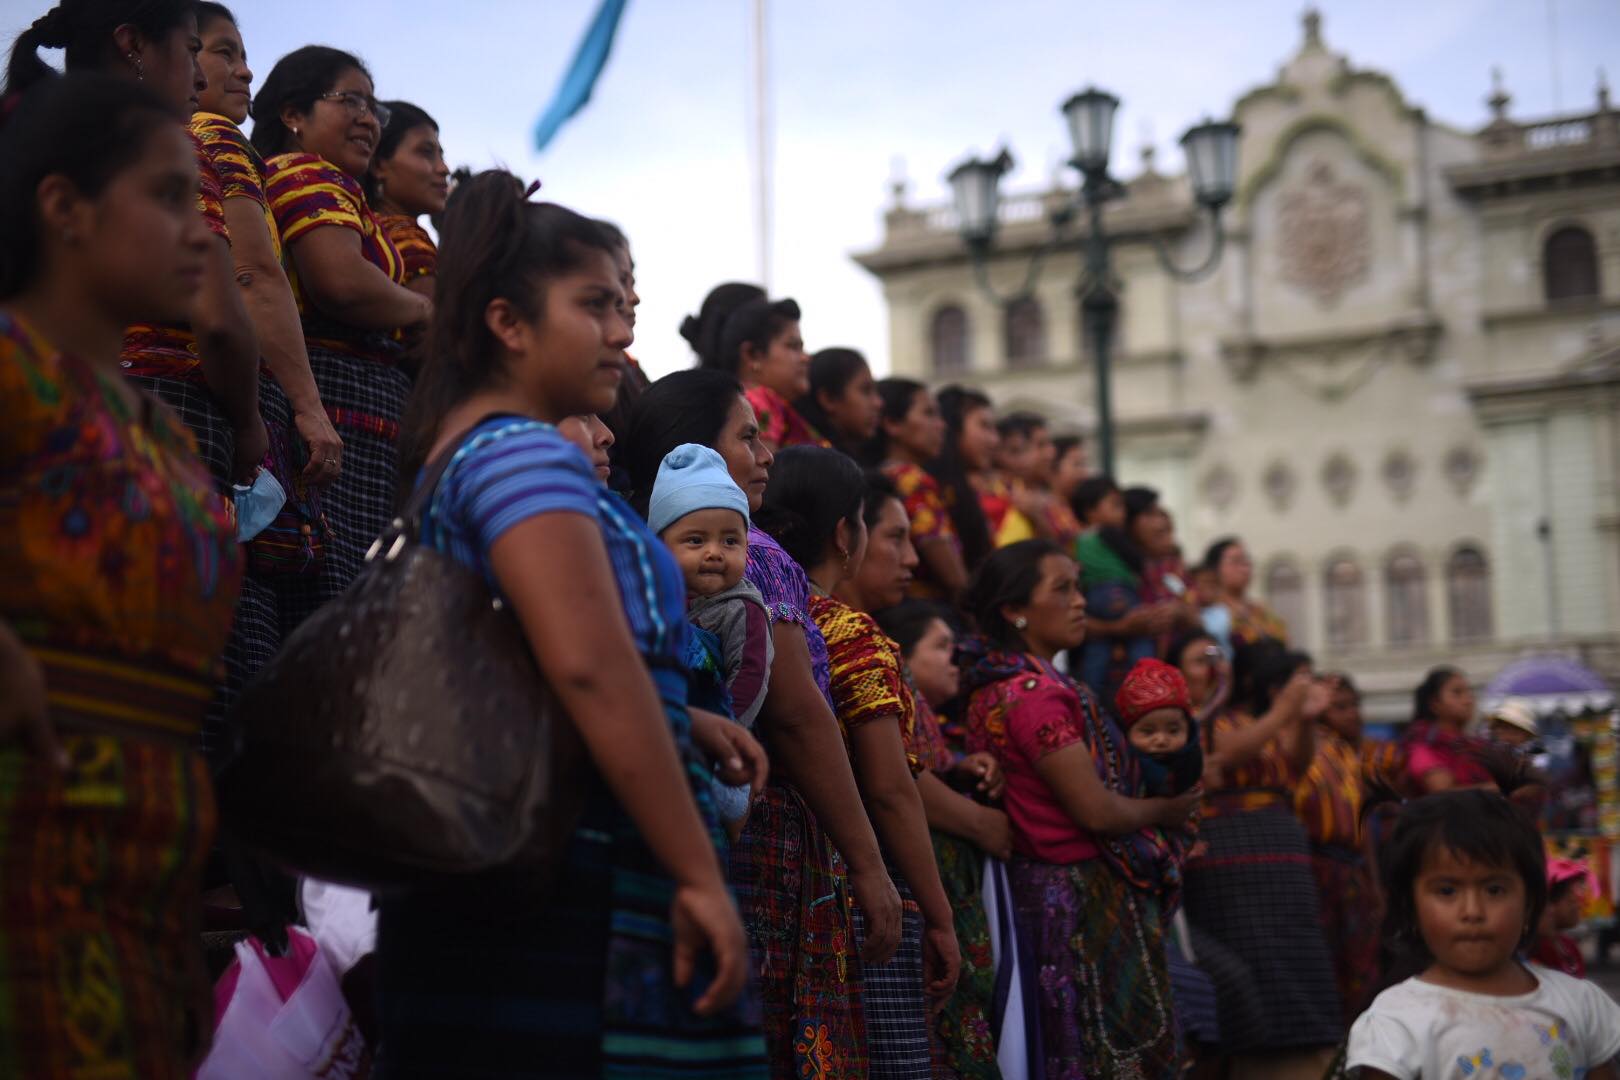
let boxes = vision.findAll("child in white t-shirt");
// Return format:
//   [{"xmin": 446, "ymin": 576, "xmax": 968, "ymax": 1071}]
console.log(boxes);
[{"xmin": 1348, "ymin": 790, "xmax": 1620, "ymax": 1079}]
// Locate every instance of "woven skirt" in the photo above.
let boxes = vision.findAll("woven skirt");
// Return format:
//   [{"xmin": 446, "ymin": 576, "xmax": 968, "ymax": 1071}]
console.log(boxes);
[
  {"xmin": 729, "ymin": 782, "xmax": 868, "ymax": 1078},
  {"xmin": 1309, "ymin": 843, "xmax": 1381, "ymax": 1024},
  {"xmin": 1007, "ymin": 856, "xmax": 1182, "ymax": 1080},
  {"xmin": 852, "ymin": 876, "xmax": 930, "ymax": 1079},
  {"xmin": 0, "ymin": 666, "xmax": 217, "ymax": 1077},
  {"xmin": 126, "ymin": 373, "xmax": 234, "ymax": 493},
  {"xmin": 932, "ymin": 830, "xmax": 1003, "ymax": 1079},
  {"xmin": 278, "ymin": 343, "xmax": 410, "ymax": 631},
  {"xmin": 1181, "ymin": 805, "xmax": 1343, "ymax": 1052},
  {"xmin": 376, "ymin": 695, "xmax": 767, "ymax": 1079}
]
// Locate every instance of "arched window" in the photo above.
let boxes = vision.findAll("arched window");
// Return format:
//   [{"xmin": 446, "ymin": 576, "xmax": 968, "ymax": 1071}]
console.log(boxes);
[
  {"xmin": 930, "ymin": 304, "xmax": 970, "ymax": 374},
  {"xmin": 1544, "ymin": 226, "xmax": 1600, "ymax": 302},
  {"xmin": 1004, "ymin": 296, "xmax": 1046, "ymax": 369},
  {"xmin": 1447, "ymin": 546, "xmax": 1494, "ymax": 643},
  {"xmin": 1263, "ymin": 558, "xmax": 1305, "ymax": 642},
  {"xmin": 1385, "ymin": 548, "xmax": 1429, "ymax": 646},
  {"xmin": 1323, "ymin": 554, "xmax": 1367, "ymax": 650}
]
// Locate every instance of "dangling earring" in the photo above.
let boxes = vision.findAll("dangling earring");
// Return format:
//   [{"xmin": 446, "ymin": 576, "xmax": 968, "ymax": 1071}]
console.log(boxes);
[
  {"xmin": 1013, "ymin": 616, "xmax": 1029, "ymax": 630},
  {"xmin": 127, "ymin": 51, "xmax": 144, "ymax": 81}
]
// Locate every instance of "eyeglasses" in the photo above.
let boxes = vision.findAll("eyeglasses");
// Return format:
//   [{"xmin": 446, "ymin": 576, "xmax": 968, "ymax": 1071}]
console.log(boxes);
[{"xmin": 318, "ymin": 91, "xmax": 390, "ymax": 127}]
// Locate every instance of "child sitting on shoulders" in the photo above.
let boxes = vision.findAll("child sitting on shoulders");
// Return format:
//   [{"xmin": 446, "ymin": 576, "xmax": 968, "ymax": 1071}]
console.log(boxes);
[
  {"xmin": 1529, "ymin": 856, "xmax": 1598, "ymax": 979},
  {"xmin": 1348, "ymin": 790, "xmax": 1620, "ymax": 1080},
  {"xmin": 1113, "ymin": 657, "xmax": 1204, "ymax": 796},
  {"xmin": 650, "ymin": 443, "xmax": 773, "ymax": 838}
]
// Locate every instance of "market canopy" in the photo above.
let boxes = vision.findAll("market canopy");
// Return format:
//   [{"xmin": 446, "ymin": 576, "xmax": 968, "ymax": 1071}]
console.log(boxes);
[{"xmin": 1484, "ymin": 655, "xmax": 1615, "ymax": 716}]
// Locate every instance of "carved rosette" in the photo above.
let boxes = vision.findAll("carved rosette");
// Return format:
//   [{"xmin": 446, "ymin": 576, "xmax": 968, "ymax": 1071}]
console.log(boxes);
[{"xmin": 1278, "ymin": 160, "xmax": 1370, "ymax": 305}]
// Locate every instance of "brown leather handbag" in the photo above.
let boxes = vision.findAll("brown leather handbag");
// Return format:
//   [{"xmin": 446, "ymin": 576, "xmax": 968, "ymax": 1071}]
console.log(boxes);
[{"xmin": 218, "ymin": 421, "xmax": 586, "ymax": 893}]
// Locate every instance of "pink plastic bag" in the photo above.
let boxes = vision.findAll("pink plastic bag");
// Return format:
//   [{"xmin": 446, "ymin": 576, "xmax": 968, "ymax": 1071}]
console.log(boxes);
[{"xmin": 196, "ymin": 926, "xmax": 369, "ymax": 1079}]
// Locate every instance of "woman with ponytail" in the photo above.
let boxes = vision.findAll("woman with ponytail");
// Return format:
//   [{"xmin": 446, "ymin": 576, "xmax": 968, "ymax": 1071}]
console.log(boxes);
[
  {"xmin": 932, "ymin": 384, "xmax": 999, "ymax": 573},
  {"xmin": 377, "ymin": 171, "xmax": 763, "ymax": 1077},
  {"xmin": 6, "ymin": 0, "xmax": 267, "ymax": 494},
  {"xmin": 252, "ymin": 45, "xmax": 431, "ymax": 627},
  {"xmin": 796, "ymin": 345, "xmax": 882, "ymax": 456},
  {"xmin": 0, "ymin": 72, "xmax": 241, "ymax": 1076},
  {"xmin": 680, "ymin": 281, "xmax": 829, "ymax": 450}
]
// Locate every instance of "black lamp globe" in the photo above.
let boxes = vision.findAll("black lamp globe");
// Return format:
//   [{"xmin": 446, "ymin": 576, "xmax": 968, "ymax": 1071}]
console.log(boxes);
[
  {"xmin": 1179, "ymin": 118, "xmax": 1242, "ymax": 209},
  {"xmin": 1061, "ymin": 87, "xmax": 1120, "ymax": 176},
  {"xmin": 947, "ymin": 149, "xmax": 1013, "ymax": 247}
]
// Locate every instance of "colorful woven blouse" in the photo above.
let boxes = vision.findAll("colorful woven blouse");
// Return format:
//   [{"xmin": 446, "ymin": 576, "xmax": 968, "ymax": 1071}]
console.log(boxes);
[
  {"xmin": 882, "ymin": 461, "xmax": 959, "ymax": 600},
  {"xmin": 808, "ymin": 593, "xmax": 921, "ymax": 774},
  {"xmin": 904, "ymin": 682, "xmax": 955, "ymax": 774},
  {"xmin": 423, "ymin": 417, "xmax": 689, "ymax": 673},
  {"xmin": 1401, "ymin": 720, "xmax": 1495, "ymax": 791},
  {"xmin": 1228, "ymin": 598, "xmax": 1288, "ymax": 647},
  {"xmin": 744, "ymin": 525, "xmax": 831, "ymax": 702},
  {"xmin": 375, "ymin": 212, "xmax": 437, "ymax": 282},
  {"xmin": 1, "ymin": 313, "xmax": 241, "ymax": 696},
  {"xmin": 1293, "ymin": 730, "xmax": 1403, "ymax": 848},
  {"xmin": 119, "ymin": 131, "xmax": 231, "ymax": 382},
  {"xmin": 190, "ymin": 112, "xmax": 279, "ymax": 260},
  {"xmin": 744, "ymin": 384, "xmax": 830, "ymax": 450},
  {"xmin": 1204, "ymin": 708, "xmax": 1298, "ymax": 817},
  {"xmin": 263, "ymin": 152, "xmax": 406, "ymax": 348}
]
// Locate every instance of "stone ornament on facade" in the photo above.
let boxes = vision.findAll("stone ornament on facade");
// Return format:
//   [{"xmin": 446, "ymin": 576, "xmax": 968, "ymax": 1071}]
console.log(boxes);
[
  {"xmin": 1263, "ymin": 460, "xmax": 1298, "ymax": 511},
  {"xmin": 1443, "ymin": 445, "xmax": 1481, "ymax": 495},
  {"xmin": 1322, "ymin": 452, "xmax": 1358, "ymax": 506},
  {"xmin": 1381, "ymin": 449, "xmax": 1417, "ymax": 502},
  {"xmin": 1201, "ymin": 463, "xmax": 1238, "ymax": 510},
  {"xmin": 1278, "ymin": 159, "xmax": 1371, "ymax": 305}
]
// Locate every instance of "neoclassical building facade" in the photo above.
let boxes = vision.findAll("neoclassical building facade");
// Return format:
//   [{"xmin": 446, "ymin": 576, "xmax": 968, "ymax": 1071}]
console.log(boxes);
[{"xmin": 853, "ymin": 12, "xmax": 1620, "ymax": 717}]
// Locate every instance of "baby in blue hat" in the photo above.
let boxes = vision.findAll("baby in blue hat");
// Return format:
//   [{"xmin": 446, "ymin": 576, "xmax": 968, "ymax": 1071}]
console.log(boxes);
[{"xmin": 650, "ymin": 444, "xmax": 774, "ymax": 836}]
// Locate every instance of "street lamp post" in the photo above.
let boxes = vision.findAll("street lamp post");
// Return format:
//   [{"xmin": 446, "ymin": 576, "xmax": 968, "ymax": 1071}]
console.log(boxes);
[{"xmin": 948, "ymin": 89, "xmax": 1240, "ymax": 479}]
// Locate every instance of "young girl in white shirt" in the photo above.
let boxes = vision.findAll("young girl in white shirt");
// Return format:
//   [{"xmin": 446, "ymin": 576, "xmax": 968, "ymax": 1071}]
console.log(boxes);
[{"xmin": 1348, "ymin": 789, "xmax": 1620, "ymax": 1079}]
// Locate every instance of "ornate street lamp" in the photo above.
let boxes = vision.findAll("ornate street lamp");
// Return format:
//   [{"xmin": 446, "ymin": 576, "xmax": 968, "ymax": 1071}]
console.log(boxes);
[{"xmin": 949, "ymin": 90, "xmax": 1240, "ymax": 477}]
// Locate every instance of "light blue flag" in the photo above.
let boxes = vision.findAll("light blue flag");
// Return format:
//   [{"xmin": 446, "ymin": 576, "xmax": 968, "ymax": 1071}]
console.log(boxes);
[{"xmin": 532, "ymin": 0, "xmax": 630, "ymax": 152}]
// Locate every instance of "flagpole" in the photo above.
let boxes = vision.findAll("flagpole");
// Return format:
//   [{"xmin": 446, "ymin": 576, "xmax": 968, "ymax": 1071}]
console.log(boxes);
[{"xmin": 751, "ymin": 0, "xmax": 772, "ymax": 289}]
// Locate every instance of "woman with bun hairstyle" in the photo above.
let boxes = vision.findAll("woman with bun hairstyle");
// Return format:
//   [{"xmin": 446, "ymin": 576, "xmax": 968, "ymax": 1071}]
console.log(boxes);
[
  {"xmin": 758, "ymin": 450, "xmax": 961, "ymax": 1077},
  {"xmin": 962, "ymin": 540, "xmax": 1199, "ymax": 1078},
  {"xmin": 252, "ymin": 45, "xmax": 431, "ymax": 624},
  {"xmin": 377, "ymin": 173, "xmax": 764, "ymax": 1077},
  {"xmin": 625, "ymin": 370, "xmax": 903, "ymax": 1078},
  {"xmin": 681, "ymin": 281, "xmax": 829, "ymax": 450},
  {"xmin": 6, "ymin": 0, "xmax": 267, "ymax": 493},
  {"xmin": 369, "ymin": 99, "xmax": 448, "ymax": 297},
  {"xmin": 0, "ymin": 72, "xmax": 242, "ymax": 1076}
]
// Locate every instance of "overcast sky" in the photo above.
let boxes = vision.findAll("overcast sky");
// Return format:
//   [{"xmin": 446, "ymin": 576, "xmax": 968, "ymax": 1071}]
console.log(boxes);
[{"xmin": 4, "ymin": 0, "xmax": 1615, "ymax": 376}]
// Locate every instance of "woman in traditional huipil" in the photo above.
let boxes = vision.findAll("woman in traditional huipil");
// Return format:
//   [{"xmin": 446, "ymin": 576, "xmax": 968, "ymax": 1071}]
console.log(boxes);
[
  {"xmin": 192, "ymin": 2, "xmax": 345, "ymax": 745},
  {"xmin": 377, "ymin": 174, "xmax": 764, "ymax": 1078},
  {"xmin": 6, "ymin": 0, "xmax": 267, "ymax": 493},
  {"xmin": 962, "ymin": 540, "xmax": 1200, "ymax": 1079},
  {"xmin": 625, "ymin": 370, "xmax": 904, "ymax": 1078},
  {"xmin": 370, "ymin": 99, "xmax": 448, "ymax": 298},
  {"xmin": 252, "ymin": 45, "xmax": 431, "ymax": 621},
  {"xmin": 869, "ymin": 378, "xmax": 972, "ymax": 604},
  {"xmin": 1174, "ymin": 633, "xmax": 1343, "ymax": 1075},
  {"xmin": 681, "ymin": 282, "xmax": 830, "ymax": 450},
  {"xmin": 760, "ymin": 451, "xmax": 962, "ymax": 1078},
  {"xmin": 0, "ymin": 72, "xmax": 242, "ymax": 1076}
]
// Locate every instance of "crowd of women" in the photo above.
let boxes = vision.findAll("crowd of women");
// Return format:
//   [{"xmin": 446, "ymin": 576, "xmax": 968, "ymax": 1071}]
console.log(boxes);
[{"xmin": 0, "ymin": 3, "xmax": 1606, "ymax": 1079}]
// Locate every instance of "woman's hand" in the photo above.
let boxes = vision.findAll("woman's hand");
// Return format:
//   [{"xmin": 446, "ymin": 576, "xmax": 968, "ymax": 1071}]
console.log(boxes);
[
  {"xmin": 972, "ymin": 806, "xmax": 1014, "ymax": 862},
  {"xmin": 670, "ymin": 881, "xmax": 751, "ymax": 1015},
  {"xmin": 1153, "ymin": 786, "xmax": 1203, "ymax": 830},
  {"xmin": 294, "ymin": 408, "xmax": 344, "ymax": 486},
  {"xmin": 953, "ymin": 751, "xmax": 1006, "ymax": 800},
  {"xmin": 0, "ymin": 623, "xmax": 63, "ymax": 767},
  {"xmin": 849, "ymin": 863, "xmax": 903, "ymax": 966},
  {"xmin": 231, "ymin": 415, "xmax": 271, "ymax": 486},
  {"xmin": 689, "ymin": 709, "xmax": 770, "ymax": 798},
  {"xmin": 922, "ymin": 919, "xmax": 962, "ymax": 1014}
]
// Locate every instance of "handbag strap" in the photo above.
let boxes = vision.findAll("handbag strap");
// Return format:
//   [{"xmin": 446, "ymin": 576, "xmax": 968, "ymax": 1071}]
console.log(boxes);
[{"xmin": 375, "ymin": 413, "xmax": 535, "ymax": 557}]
